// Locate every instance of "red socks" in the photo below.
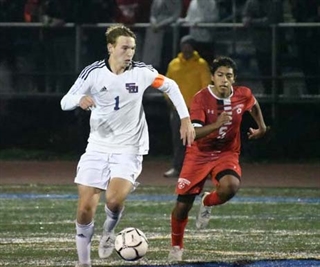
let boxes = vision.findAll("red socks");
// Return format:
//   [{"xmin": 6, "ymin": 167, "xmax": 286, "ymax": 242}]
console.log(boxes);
[
  {"xmin": 170, "ymin": 192, "xmax": 225, "ymax": 248},
  {"xmin": 171, "ymin": 213, "xmax": 188, "ymax": 248},
  {"xmin": 203, "ymin": 191, "xmax": 224, "ymax": 206}
]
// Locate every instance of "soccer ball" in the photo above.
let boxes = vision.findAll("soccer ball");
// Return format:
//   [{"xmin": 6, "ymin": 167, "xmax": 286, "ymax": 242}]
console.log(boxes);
[{"xmin": 114, "ymin": 227, "xmax": 148, "ymax": 261}]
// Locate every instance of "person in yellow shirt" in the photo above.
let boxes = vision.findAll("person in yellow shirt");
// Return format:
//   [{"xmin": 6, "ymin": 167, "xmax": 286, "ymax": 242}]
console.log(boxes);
[{"xmin": 164, "ymin": 35, "xmax": 211, "ymax": 178}]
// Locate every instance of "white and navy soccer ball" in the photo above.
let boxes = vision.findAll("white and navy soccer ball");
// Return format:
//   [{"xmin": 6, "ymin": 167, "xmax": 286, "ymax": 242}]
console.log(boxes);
[{"xmin": 114, "ymin": 227, "xmax": 148, "ymax": 261}]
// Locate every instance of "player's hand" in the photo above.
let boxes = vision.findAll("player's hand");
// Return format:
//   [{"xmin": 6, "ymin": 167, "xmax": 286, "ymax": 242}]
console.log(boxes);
[
  {"xmin": 79, "ymin": 96, "xmax": 95, "ymax": 111},
  {"xmin": 180, "ymin": 117, "xmax": 195, "ymax": 146},
  {"xmin": 216, "ymin": 111, "xmax": 232, "ymax": 128},
  {"xmin": 247, "ymin": 126, "xmax": 268, "ymax": 140}
]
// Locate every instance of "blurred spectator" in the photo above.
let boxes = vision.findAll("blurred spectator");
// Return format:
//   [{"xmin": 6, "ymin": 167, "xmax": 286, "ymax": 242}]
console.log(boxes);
[
  {"xmin": 0, "ymin": 0, "xmax": 25, "ymax": 92},
  {"xmin": 41, "ymin": 0, "xmax": 76, "ymax": 92},
  {"xmin": 23, "ymin": 0, "xmax": 46, "ymax": 93},
  {"xmin": 114, "ymin": 0, "xmax": 151, "ymax": 61},
  {"xmin": 178, "ymin": 0, "xmax": 219, "ymax": 64},
  {"xmin": 242, "ymin": 0, "xmax": 285, "ymax": 95},
  {"xmin": 142, "ymin": 0, "xmax": 182, "ymax": 74},
  {"xmin": 182, "ymin": 0, "xmax": 192, "ymax": 18},
  {"xmin": 289, "ymin": 0, "xmax": 320, "ymax": 95},
  {"xmin": 115, "ymin": 0, "xmax": 150, "ymax": 24},
  {"xmin": 24, "ymin": 0, "xmax": 43, "ymax": 22},
  {"xmin": 163, "ymin": 35, "xmax": 211, "ymax": 178},
  {"xmin": 180, "ymin": 0, "xmax": 192, "ymax": 36},
  {"xmin": 217, "ymin": 0, "xmax": 247, "ymax": 22}
]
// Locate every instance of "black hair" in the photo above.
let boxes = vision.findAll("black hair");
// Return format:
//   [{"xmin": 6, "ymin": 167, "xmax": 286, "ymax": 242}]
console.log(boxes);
[{"xmin": 210, "ymin": 56, "xmax": 237, "ymax": 77}]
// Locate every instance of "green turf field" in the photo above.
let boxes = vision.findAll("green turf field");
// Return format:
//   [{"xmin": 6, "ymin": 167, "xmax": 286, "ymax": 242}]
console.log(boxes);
[{"xmin": 0, "ymin": 185, "xmax": 319, "ymax": 267}]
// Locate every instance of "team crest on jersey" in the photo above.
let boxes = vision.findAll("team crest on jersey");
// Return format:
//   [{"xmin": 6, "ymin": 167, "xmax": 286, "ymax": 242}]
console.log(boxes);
[
  {"xmin": 232, "ymin": 104, "xmax": 244, "ymax": 114},
  {"xmin": 177, "ymin": 178, "xmax": 191, "ymax": 189},
  {"xmin": 126, "ymin": 83, "xmax": 138, "ymax": 93}
]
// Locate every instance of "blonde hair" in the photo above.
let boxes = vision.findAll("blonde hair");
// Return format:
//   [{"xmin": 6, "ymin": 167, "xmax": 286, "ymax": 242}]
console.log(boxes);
[{"xmin": 105, "ymin": 24, "xmax": 136, "ymax": 45}]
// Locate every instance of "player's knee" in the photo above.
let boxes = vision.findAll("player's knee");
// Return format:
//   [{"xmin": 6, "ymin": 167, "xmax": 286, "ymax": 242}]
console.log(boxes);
[
  {"xmin": 106, "ymin": 198, "xmax": 123, "ymax": 213},
  {"xmin": 217, "ymin": 171, "xmax": 240, "ymax": 194},
  {"xmin": 77, "ymin": 206, "xmax": 94, "ymax": 224},
  {"xmin": 221, "ymin": 180, "xmax": 240, "ymax": 197},
  {"xmin": 218, "ymin": 174, "xmax": 240, "ymax": 201},
  {"xmin": 226, "ymin": 178, "xmax": 240, "ymax": 195}
]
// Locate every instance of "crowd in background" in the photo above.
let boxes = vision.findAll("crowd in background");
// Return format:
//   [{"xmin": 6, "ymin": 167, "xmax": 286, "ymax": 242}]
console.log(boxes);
[{"xmin": 0, "ymin": 0, "xmax": 320, "ymax": 95}]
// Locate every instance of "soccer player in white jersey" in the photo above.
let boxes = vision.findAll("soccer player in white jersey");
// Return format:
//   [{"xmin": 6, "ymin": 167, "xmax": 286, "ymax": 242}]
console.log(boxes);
[{"xmin": 60, "ymin": 24, "xmax": 195, "ymax": 267}]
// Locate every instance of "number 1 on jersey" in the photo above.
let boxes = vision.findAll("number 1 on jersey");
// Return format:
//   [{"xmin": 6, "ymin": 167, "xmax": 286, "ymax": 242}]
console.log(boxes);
[{"xmin": 114, "ymin": 96, "xmax": 120, "ymax": 110}]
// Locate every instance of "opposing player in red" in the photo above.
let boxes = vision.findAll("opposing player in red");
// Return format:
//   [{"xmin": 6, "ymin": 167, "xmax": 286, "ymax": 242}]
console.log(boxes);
[{"xmin": 168, "ymin": 56, "xmax": 267, "ymax": 261}]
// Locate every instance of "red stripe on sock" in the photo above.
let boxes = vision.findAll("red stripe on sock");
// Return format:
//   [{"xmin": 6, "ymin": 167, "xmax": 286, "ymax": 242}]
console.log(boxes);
[{"xmin": 203, "ymin": 191, "xmax": 224, "ymax": 206}]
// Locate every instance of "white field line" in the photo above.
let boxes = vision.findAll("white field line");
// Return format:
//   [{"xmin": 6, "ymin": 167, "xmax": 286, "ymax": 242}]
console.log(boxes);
[
  {"xmin": 1, "ymin": 229, "xmax": 320, "ymax": 244},
  {"xmin": 1, "ymin": 215, "xmax": 317, "ymax": 225},
  {"xmin": 149, "ymin": 228, "xmax": 320, "ymax": 238},
  {"xmin": 1, "ymin": 220, "xmax": 75, "ymax": 225}
]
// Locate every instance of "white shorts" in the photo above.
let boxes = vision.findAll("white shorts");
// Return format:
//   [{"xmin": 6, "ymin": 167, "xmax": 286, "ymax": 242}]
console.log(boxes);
[{"xmin": 75, "ymin": 151, "xmax": 143, "ymax": 190}]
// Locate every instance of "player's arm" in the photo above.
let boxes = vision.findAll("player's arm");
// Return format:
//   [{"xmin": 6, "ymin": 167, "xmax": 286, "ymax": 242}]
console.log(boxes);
[
  {"xmin": 247, "ymin": 99, "xmax": 267, "ymax": 140},
  {"xmin": 152, "ymin": 74, "xmax": 195, "ymax": 146},
  {"xmin": 60, "ymin": 77, "xmax": 94, "ymax": 111},
  {"xmin": 152, "ymin": 74, "xmax": 188, "ymax": 119},
  {"xmin": 194, "ymin": 111, "xmax": 231, "ymax": 140}
]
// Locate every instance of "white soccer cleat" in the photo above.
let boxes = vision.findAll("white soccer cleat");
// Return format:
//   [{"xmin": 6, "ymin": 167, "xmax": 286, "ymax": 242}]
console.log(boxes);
[
  {"xmin": 195, "ymin": 192, "xmax": 212, "ymax": 230},
  {"xmin": 75, "ymin": 263, "xmax": 91, "ymax": 267},
  {"xmin": 168, "ymin": 245, "xmax": 183, "ymax": 262},
  {"xmin": 98, "ymin": 232, "xmax": 115, "ymax": 259}
]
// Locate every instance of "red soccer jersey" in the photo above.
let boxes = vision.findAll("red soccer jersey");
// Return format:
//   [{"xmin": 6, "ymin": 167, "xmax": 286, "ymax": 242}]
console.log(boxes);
[{"xmin": 188, "ymin": 85, "xmax": 256, "ymax": 159}]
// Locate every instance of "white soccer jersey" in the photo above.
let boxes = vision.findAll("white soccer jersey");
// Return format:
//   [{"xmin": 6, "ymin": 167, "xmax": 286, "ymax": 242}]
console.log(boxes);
[{"xmin": 61, "ymin": 59, "xmax": 189, "ymax": 155}]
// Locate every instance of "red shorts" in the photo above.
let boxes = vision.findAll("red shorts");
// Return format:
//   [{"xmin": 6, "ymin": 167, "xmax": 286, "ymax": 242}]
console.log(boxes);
[{"xmin": 175, "ymin": 152, "xmax": 241, "ymax": 195}]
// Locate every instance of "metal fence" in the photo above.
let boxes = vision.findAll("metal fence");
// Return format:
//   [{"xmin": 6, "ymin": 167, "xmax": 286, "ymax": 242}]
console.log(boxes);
[{"xmin": 0, "ymin": 22, "xmax": 320, "ymax": 119}]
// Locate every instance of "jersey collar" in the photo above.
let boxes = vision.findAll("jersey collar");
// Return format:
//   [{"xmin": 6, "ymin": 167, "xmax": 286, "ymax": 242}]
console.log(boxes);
[
  {"xmin": 104, "ymin": 58, "xmax": 133, "ymax": 73},
  {"xmin": 207, "ymin": 85, "xmax": 234, "ymax": 100}
]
